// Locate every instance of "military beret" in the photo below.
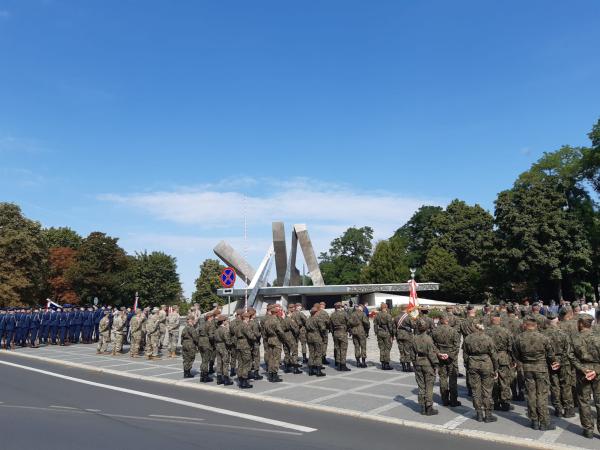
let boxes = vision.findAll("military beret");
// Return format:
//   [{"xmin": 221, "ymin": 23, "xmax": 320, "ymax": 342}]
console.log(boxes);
[
  {"xmin": 437, "ymin": 312, "xmax": 448, "ymax": 321},
  {"xmin": 545, "ymin": 311, "xmax": 558, "ymax": 321},
  {"xmin": 578, "ymin": 315, "xmax": 594, "ymax": 326}
]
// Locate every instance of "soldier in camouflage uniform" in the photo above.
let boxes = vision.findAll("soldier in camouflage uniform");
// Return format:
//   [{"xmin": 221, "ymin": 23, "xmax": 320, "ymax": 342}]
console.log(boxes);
[
  {"xmin": 568, "ymin": 315, "xmax": 600, "ymax": 439},
  {"xmin": 214, "ymin": 314, "xmax": 234, "ymax": 385},
  {"xmin": 330, "ymin": 302, "xmax": 351, "ymax": 371},
  {"xmin": 463, "ymin": 319, "xmax": 499, "ymax": 423},
  {"xmin": 110, "ymin": 310, "xmax": 126, "ymax": 355},
  {"xmin": 514, "ymin": 316, "xmax": 559, "ymax": 430},
  {"xmin": 263, "ymin": 304, "xmax": 286, "ymax": 382},
  {"xmin": 197, "ymin": 311, "xmax": 214, "ymax": 383},
  {"xmin": 166, "ymin": 305, "xmax": 180, "ymax": 358},
  {"xmin": 228, "ymin": 309, "xmax": 243, "ymax": 377},
  {"xmin": 129, "ymin": 309, "xmax": 144, "ymax": 358},
  {"xmin": 316, "ymin": 303, "xmax": 331, "ymax": 365},
  {"xmin": 248, "ymin": 307, "xmax": 264, "ymax": 380},
  {"xmin": 460, "ymin": 305, "xmax": 478, "ymax": 396},
  {"xmin": 235, "ymin": 312, "xmax": 256, "ymax": 389},
  {"xmin": 96, "ymin": 310, "xmax": 111, "ymax": 354},
  {"xmin": 157, "ymin": 305, "xmax": 167, "ymax": 350},
  {"xmin": 294, "ymin": 303, "xmax": 309, "ymax": 363},
  {"xmin": 207, "ymin": 308, "xmax": 220, "ymax": 374},
  {"xmin": 145, "ymin": 308, "xmax": 161, "ymax": 359},
  {"xmin": 180, "ymin": 315, "xmax": 198, "ymax": 378},
  {"xmin": 306, "ymin": 306, "xmax": 326, "ymax": 376},
  {"xmin": 395, "ymin": 306, "xmax": 414, "ymax": 372},
  {"xmin": 559, "ymin": 306, "xmax": 580, "ymax": 409},
  {"xmin": 282, "ymin": 308, "xmax": 302, "ymax": 374},
  {"xmin": 374, "ymin": 303, "xmax": 394, "ymax": 370},
  {"xmin": 348, "ymin": 304, "xmax": 370, "ymax": 368},
  {"xmin": 544, "ymin": 311, "xmax": 575, "ymax": 418},
  {"xmin": 486, "ymin": 313, "xmax": 514, "ymax": 411},
  {"xmin": 410, "ymin": 319, "xmax": 440, "ymax": 415},
  {"xmin": 432, "ymin": 313, "xmax": 461, "ymax": 407},
  {"xmin": 502, "ymin": 304, "xmax": 525, "ymax": 401}
]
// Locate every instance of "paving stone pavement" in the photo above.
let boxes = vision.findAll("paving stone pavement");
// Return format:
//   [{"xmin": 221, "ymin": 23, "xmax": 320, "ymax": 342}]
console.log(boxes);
[{"xmin": 7, "ymin": 336, "xmax": 600, "ymax": 450}]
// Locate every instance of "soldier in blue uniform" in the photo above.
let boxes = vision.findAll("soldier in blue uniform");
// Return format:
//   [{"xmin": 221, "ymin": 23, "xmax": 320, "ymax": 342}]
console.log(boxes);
[
  {"xmin": 4, "ymin": 309, "xmax": 17, "ymax": 349},
  {"xmin": 18, "ymin": 309, "xmax": 31, "ymax": 347},
  {"xmin": 0, "ymin": 309, "xmax": 6, "ymax": 349},
  {"xmin": 93, "ymin": 306, "xmax": 103, "ymax": 342},
  {"xmin": 71, "ymin": 307, "xmax": 83, "ymax": 343},
  {"xmin": 50, "ymin": 307, "xmax": 59, "ymax": 344},
  {"xmin": 29, "ymin": 308, "xmax": 41, "ymax": 347},
  {"xmin": 58, "ymin": 308, "xmax": 69, "ymax": 345},
  {"xmin": 82, "ymin": 306, "xmax": 94, "ymax": 343},
  {"xmin": 40, "ymin": 308, "xmax": 51, "ymax": 344}
]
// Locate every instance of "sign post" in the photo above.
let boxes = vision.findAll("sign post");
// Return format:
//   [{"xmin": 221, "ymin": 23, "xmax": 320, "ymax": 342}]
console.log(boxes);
[{"xmin": 220, "ymin": 267, "xmax": 237, "ymax": 316}]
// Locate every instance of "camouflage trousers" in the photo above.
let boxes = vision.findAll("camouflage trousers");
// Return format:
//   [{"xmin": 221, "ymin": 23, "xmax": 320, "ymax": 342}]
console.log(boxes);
[
  {"xmin": 308, "ymin": 338, "xmax": 323, "ymax": 367},
  {"xmin": 468, "ymin": 366, "xmax": 494, "ymax": 412},
  {"xmin": 377, "ymin": 334, "xmax": 392, "ymax": 363},
  {"xmin": 577, "ymin": 368, "xmax": 600, "ymax": 433},
  {"xmin": 353, "ymin": 334, "xmax": 367, "ymax": 359},
  {"xmin": 251, "ymin": 343, "xmax": 261, "ymax": 371},
  {"xmin": 299, "ymin": 329, "xmax": 307, "ymax": 355},
  {"xmin": 438, "ymin": 359, "xmax": 459, "ymax": 403},
  {"xmin": 111, "ymin": 331, "xmax": 124, "ymax": 354},
  {"xmin": 181, "ymin": 343, "xmax": 196, "ymax": 372},
  {"xmin": 396, "ymin": 337, "xmax": 412, "ymax": 363},
  {"xmin": 129, "ymin": 332, "xmax": 142, "ymax": 356},
  {"xmin": 97, "ymin": 331, "xmax": 110, "ymax": 353},
  {"xmin": 168, "ymin": 330, "xmax": 179, "ymax": 354},
  {"xmin": 237, "ymin": 346, "xmax": 252, "ymax": 378},
  {"xmin": 198, "ymin": 345, "xmax": 211, "ymax": 373},
  {"xmin": 549, "ymin": 364, "xmax": 574, "ymax": 411},
  {"xmin": 215, "ymin": 344, "xmax": 230, "ymax": 376},
  {"xmin": 283, "ymin": 333, "xmax": 297, "ymax": 365},
  {"xmin": 145, "ymin": 333, "xmax": 160, "ymax": 357},
  {"xmin": 415, "ymin": 364, "xmax": 436, "ymax": 407},
  {"xmin": 493, "ymin": 365, "xmax": 513, "ymax": 404},
  {"xmin": 524, "ymin": 371, "xmax": 550, "ymax": 424},
  {"xmin": 266, "ymin": 342, "xmax": 282, "ymax": 373},
  {"xmin": 333, "ymin": 333, "xmax": 348, "ymax": 365}
]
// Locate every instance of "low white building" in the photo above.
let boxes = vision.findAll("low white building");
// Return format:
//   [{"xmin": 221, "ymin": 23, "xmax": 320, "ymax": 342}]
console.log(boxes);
[{"xmin": 360, "ymin": 292, "xmax": 456, "ymax": 308}]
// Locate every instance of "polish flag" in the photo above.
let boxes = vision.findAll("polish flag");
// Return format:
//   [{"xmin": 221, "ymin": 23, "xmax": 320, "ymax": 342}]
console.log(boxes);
[
  {"xmin": 133, "ymin": 292, "xmax": 139, "ymax": 312},
  {"xmin": 407, "ymin": 279, "xmax": 418, "ymax": 312}
]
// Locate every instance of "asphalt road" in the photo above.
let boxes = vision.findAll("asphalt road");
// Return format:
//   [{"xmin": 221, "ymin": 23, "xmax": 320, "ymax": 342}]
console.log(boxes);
[{"xmin": 0, "ymin": 352, "xmax": 522, "ymax": 450}]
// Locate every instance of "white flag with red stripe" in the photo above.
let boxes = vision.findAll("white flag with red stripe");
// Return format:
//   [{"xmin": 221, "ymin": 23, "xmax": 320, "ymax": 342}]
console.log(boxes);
[{"xmin": 408, "ymin": 279, "xmax": 418, "ymax": 311}]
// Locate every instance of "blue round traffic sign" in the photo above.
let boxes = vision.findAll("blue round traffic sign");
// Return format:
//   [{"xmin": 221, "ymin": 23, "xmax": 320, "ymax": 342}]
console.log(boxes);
[{"xmin": 220, "ymin": 267, "xmax": 236, "ymax": 288}]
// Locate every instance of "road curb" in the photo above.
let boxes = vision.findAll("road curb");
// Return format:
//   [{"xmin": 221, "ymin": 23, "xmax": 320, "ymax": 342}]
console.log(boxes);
[{"xmin": 2, "ymin": 351, "xmax": 582, "ymax": 450}]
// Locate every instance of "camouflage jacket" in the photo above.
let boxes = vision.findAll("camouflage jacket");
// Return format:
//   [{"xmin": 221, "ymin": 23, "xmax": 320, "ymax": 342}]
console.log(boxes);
[
  {"xmin": 432, "ymin": 324, "xmax": 461, "ymax": 361},
  {"xmin": 463, "ymin": 330, "xmax": 498, "ymax": 372},
  {"xmin": 568, "ymin": 328, "xmax": 600, "ymax": 375},
  {"xmin": 373, "ymin": 311, "xmax": 394, "ymax": 338},
  {"xmin": 180, "ymin": 325, "xmax": 199, "ymax": 350},
  {"xmin": 330, "ymin": 310, "xmax": 350, "ymax": 337},
  {"xmin": 543, "ymin": 325, "xmax": 570, "ymax": 364},
  {"xmin": 348, "ymin": 309, "xmax": 370, "ymax": 337},
  {"xmin": 486, "ymin": 324, "xmax": 514, "ymax": 366},
  {"xmin": 513, "ymin": 329, "xmax": 556, "ymax": 372},
  {"xmin": 410, "ymin": 332, "xmax": 439, "ymax": 368}
]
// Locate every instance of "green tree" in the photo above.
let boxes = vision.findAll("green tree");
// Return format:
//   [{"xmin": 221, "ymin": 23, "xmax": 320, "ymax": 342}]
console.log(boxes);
[
  {"xmin": 319, "ymin": 226, "xmax": 373, "ymax": 284},
  {"xmin": 494, "ymin": 178, "xmax": 592, "ymax": 300},
  {"xmin": 125, "ymin": 251, "xmax": 183, "ymax": 308},
  {"xmin": 67, "ymin": 232, "xmax": 129, "ymax": 305},
  {"xmin": 43, "ymin": 226, "xmax": 83, "ymax": 249},
  {"xmin": 0, "ymin": 203, "xmax": 49, "ymax": 306},
  {"xmin": 361, "ymin": 236, "xmax": 410, "ymax": 283},
  {"xmin": 191, "ymin": 259, "xmax": 225, "ymax": 311},
  {"xmin": 393, "ymin": 206, "xmax": 443, "ymax": 268}
]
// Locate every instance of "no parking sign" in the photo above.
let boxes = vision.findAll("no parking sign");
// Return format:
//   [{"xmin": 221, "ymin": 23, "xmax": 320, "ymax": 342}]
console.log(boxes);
[{"xmin": 220, "ymin": 267, "xmax": 237, "ymax": 288}]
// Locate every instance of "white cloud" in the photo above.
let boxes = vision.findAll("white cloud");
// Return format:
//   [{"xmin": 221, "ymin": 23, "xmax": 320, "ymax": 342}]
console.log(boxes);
[{"xmin": 99, "ymin": 178, "xmax": 444, "ymax": 239}]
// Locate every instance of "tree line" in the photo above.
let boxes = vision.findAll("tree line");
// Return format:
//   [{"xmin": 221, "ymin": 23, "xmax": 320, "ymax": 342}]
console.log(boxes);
[{"xmin": 319, "ymin": 119, "xmax": 600, "ymax": 303}]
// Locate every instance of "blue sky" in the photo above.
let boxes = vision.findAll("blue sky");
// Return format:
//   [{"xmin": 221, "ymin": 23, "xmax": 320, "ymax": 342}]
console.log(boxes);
[{"xmin": 1, "ymin": 0, "xmax": 599, "ymax": 297}]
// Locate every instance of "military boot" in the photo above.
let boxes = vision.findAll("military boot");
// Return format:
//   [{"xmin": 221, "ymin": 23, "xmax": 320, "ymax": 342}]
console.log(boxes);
[
  {"xmin": 540, "ymin": 422, "xmax": 556, "ymax": 431},
  {"xmin": 308, "ymin": 366, "xmax": 315, "ymax": 376},
  {"xmin": 553, "ymin": 407, "xmax": 562, "ymax": 417},
  {"xmin": 531, "ymin": 420, "xmax": 540, "ymax": 430},
  {"xmin": 253, "ymin": 370, "xmax": 264, "ymax": 380},
  {"xmin": 216, "ymin": 374, "xmax": 223, "ymax": 385},
  {"xmin": 222, "ymin": 376, "xmax": 234, "ymax": 386},
  {"xmin": 449, "ymin": 399, "xmax": 462, "ymax": 407},
  {"xmin": 400, "ymin": 362, "xmax": 406, "ymax": 372},
  {"xmin": 302, "ymin": 353, "xmax": 308, "ymax": 363},
  {"xmin": 183, "ymin": 370, "xmax": 193, "ymax": 378},
  {"xmin": 340, "ymin": 364, "xmax": 351, "ymax": 372},
  {"xmin": 384, "ymin": 362, "xmax": 393, "ymax": 370},
  {"xmin": 441, "ymin": 391, "xmax": 449, "ymax": 406},
  {"xmin": 208, "ymin": 362, "xmax": 215, "ymax": 374},
  {"xmin": 200, "ymin": 371, "xmax": 213, "ymax": 383},
  {"xmin": 270, "ymin": 372, "xmax": 283, "ymax": 382},
  {"xmin": 476, "ymin": 410, "xmax": 484, "ymax": 422},
  {"xmin": 316, "ymin": 367, "xmax": 326, "ymax": 377},
  {"xmin": 293, "ymin": 364, "xmax": 302, "ymax": 374},
  {"xmin": 582, "ymin": 429, "xmax": 594, "ymax": 439},
  {"xmin": 248, "ymin": 371, "xmax": 255, "ymax": 380},
  {"xmin": 230, "ymin": 367, "xmax": 236, "ymax": 377},
  {"xmin": 361, "ymin": 357, "xmax": 367, "ymax": 368},
  {"xmin": 406, "ymin": 362, "xmax": 414, "ymax": 372},
  {"xmin": 420, "ymin": 405, "xmax": 426, "ymax": 415},
  {"xmin": 356, "ymin": 358, "xmax": 361, "ymax": 368},
  {"xmin": 284, "ymin": 363, "xmax": 292, "ymax": 373},
  {"xmin": 322, "ymin": 356, "xmax": 327, "ymax": 365},
  {"xmin": 484, "ymin": 411, "xmax": 497, "ymax": 423},
  {"xmin": 425, "ymin": 405, "xmax": 439, "ymax": 416},
  {"xmin": 563, "ymin": 407, "xmax": 576, "ymax": 418}
]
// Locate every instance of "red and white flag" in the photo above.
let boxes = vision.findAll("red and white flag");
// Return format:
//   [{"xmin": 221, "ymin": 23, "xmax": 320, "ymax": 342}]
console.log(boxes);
[
  {"xmin": 133, "ymin": 292, "xmax": 139, "ymax": 312},
  {"xmin": 407, "ymin": 279, "xmax": 419, "ymax": 311},
  {"xmin": 46, "ymin": 298, "xmax": 61, "ymax": 311}
]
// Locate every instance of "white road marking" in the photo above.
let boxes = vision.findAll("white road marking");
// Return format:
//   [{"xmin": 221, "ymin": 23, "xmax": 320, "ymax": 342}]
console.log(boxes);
[
  {"xmin": 149, "ymin": 414, "xmax": 205, "ymax": 421},
  {"xmin": 539, "ymin": 426, "xmax": 564, "ymax": 444},
  {"xmin": 309, "ymin": 373, "xmax": 409, "ymax": 404},
  {"xmin": 367, "ymin": 402, "xmax": 400, "ymax": 415},
  {"xmin": 85, "ymin": 409, "xmax": 102, "ymax": 412},
  {"xmin": 443, "ymin": 415, "xmax": 471, "ymax": 430},
  {"xmin": 0, "ymin": 360, "xmax": 316, "ymax": 433},
  {"xmin": 49, "ymin": 405, "xmax": 78, "ymax": 410}
]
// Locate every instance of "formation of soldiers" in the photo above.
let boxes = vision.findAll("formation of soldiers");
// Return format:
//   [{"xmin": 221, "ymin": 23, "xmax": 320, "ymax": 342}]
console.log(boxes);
[
  {"xmin": 395, "ymin": 300, "xmax": 600, "ymax": 439},
  {"xmin": 2, "ymin": 298, "xmax": 599, "ymax": 439},
  {"xmin": 0, "ymin": 304, "xmax": 181, "ymax": 358}
]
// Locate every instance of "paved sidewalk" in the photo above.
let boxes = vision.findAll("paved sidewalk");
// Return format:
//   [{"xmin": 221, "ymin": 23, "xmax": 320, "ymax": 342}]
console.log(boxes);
[{"xmin": 6, "ymin": 339, "xmax": 598, "ymax": 450}]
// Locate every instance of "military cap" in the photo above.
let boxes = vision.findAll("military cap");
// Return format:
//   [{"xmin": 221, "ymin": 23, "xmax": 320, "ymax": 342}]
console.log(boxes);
[
  {"xmin": 334, "ymin": 302, "xmax": 342, "ymax": 308},
  {"xmin": 578, "ymin": 315, "xmax": 594, "ymax": 327},
  {"xmin": 524, "ymin": 315, "xmax": 537, "ymax": 324},
  {"xmin": 545, "ymin": 311, "xmax": 558, "ymax": 321},
  {"xmin": 216, "ymin": 314, "xmax": 228, "ymax": 322},
  {"xmin": 241, "ymin": 311, "xmax": 252, "ymax": 319},
  {"xmin": 437, "ymin": 312, "xmax": 448, "ymax": 321},
  {"xmin": 416, "ymin": 319, "xmax": 429, "ymax": 332},
  {"xmin": 571, "ymin": 301, "xmax": 580, "ymax": 308},
  {"xmin": 205, "ymin": 311, "xmax": 214, "ymax": 318}
]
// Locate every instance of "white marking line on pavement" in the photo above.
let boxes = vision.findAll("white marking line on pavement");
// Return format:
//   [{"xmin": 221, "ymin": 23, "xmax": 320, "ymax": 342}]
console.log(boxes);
[
  {"xmin": 443, "ymin": 414, "xmax": 471, "ymax": 430},
  {"xmin": 539, "ymin": 426, "xmax": 565, "ymax": 444},
  {"xmin": 86, "ymin": 409, "xmax": 101, "ymax": 412},
  {"xmin": 367, "ymin": 402, "xmax": 400, "ymax": 415},
  {"xmin": 309, "ymin": 373, "xmax": 410, "ymax": 404},
  {"xmin": 0, "ymin": 360, "xmax": 316, "ymax": 434},
  {"xmin": 149, "ymin": 414, "xmax": 205, "ymax": 421},
  {"xmin": 49, "ymin": 405, "xmax": 78, "ymax": 410},
  {"xmin": 152, "ymin": 371, "xmax": 184, "ymax": 377}
]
